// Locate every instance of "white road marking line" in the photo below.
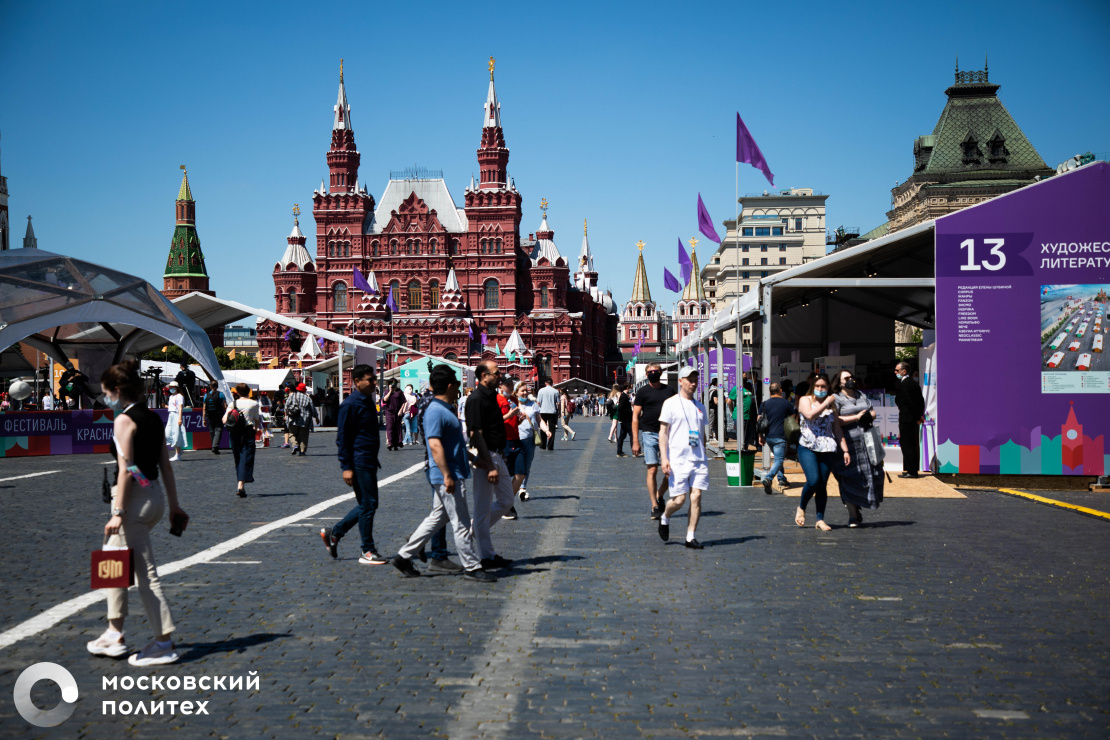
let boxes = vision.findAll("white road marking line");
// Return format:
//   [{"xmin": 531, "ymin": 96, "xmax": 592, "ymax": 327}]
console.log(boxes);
[
  {"xmin": 0, "ymin": 470, "xmax": 62, "ymax": 482},
  {"xmin": 0, "ymin": 461, "xmax": 425, "ymax": 652},
  {"xmin": 201, "ymin": 561, "xmax": 262, "ymax": 565}
]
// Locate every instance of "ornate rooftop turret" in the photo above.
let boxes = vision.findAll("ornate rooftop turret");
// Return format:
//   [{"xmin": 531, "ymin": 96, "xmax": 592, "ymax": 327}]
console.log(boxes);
[
  {"xmin": 22, "ymin": 215, "xmax": 37, "ymax": 249},
  {"xmin": 477, "ymin": 56, "xmax": 509, "ymax": 189},
  {"xmin": 629, "ymin": 240, "xmax": 652, "ymax": 303},
  {"xmin": 681, "ymin": 237, "xmax": 705, "ymax": 301},
  {"xmin": 439, "ymin": 267, "xmax": 467, "ymax": 314},
  {"xmin": 327, "ymin": 59, "xmax": 361, "ymax": 194},
  {"xmin": 163, "ymin": 166, "xmax": 211, "ymax": 298},
  {"xmin": 280, "ymin": 204, "xmax": 313, "ymax": 270}
]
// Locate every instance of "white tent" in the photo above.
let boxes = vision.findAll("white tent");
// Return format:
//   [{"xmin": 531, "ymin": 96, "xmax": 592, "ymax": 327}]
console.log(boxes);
[{"xmin": 0, "ymin": 249, "xmax": 226, "ymax": 393}]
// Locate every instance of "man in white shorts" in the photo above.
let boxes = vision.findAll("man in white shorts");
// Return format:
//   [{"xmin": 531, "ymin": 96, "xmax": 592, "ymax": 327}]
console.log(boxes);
[{"xmin": 657, "ymin": 365, "xmax": 709, "ymax": 549}]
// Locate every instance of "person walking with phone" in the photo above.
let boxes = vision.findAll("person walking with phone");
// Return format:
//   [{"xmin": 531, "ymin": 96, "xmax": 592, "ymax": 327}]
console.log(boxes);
[
  {"xmin": 87, "ymin": 360, "xmax": 189, "ymax": 666},
  {"xmin": 224, "ymin": 384, "xmax": 260, "ymax": 498},
  {"xmin": 795, "ymin": 373, "xmax": 851, "ymax": 531}
]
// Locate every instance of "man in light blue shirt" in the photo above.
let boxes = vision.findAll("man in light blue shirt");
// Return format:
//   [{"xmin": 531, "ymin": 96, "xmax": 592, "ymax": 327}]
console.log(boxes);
[
  {"xmin": 391, "ymin": 365, "xmax": 495, "ymax": 582},
  {"xmin": 536, "ymin": 377, "xmax": 561, "ymax": 450}
]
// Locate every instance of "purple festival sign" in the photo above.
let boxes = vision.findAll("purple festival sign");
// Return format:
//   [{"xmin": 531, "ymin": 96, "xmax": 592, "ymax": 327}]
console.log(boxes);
[{"xmin": 935, "ymin": 162, "xmax": 1110, "ymax": 475}]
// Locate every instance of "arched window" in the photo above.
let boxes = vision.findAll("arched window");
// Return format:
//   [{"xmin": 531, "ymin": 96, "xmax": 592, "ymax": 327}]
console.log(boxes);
[
  {"xmin": 344, "ymin": 242, "xmax": 350, "ymax": 257},
  {"xmin": 288, "ymin": 288, "xmax": 298, "ymax": 314},
  {"xmin": 702, "ymin": 305, "xmax": 708, "ymax": 315},
  {"xmin": 496, "ymin": 238, "xmax": 503, "ymax": 254},
  {"xmin": 429, "ymin": 238, "xmax": 437, "ymax": 255},
  {"xmin": 414, "ymin": 239, "xmax": 421, "ymax": 255},
  {"xmin": 636, "ymin": 306, "xmax": 642, "ymax": 317},
  {"xmin": 429, "ymin": 280, "xmax": 440, "ymax": 308},
  {"xmin": 408, "ymin": 280, "xmax": 422, "ymax": 310},
  {"xmin": 178, "ymin": 253, "xmax": 184, "ymax": 266},
  {"xmin": 679, "ymin": 305, "xmax": 686, "ymax": 316},
  {"xmin": 540, "ymin": 285, "xmax": 549, "ymax": 308},
  {"xmin": 372, "ymin": 241, "xmax": 379, "ymax": 257},
  {"xmin": 450, "ymin": 239, "xmax": 459, "ymax": 255},
  {"xmin": 484, "ymin": 279, "xmax": 500, "ymax": 309},
  {"xmin": 333, "ymin": 282, "xmax": 348, "ymax": 312},
  {"xmin": 389, "ymin": 280, "xmax": 401, "ymax": 307},
  {"xmin": 444, "ymin": 352, "xmax": 458, "ymax": 362},
  {"xmin": 390, "ymin": 240, "xmax": 398, "ymax": 255},
  {"xmin": 480, "ymin": 238, "xmax": 487, "ymax": 254},
  {"xmin": 412, "ymin": 335, "xmax": 421, "ymax": 352}
]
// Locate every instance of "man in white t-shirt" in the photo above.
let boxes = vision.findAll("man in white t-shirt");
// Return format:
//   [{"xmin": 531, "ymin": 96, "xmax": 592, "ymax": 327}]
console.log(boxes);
[{"xmin": 657, "ymin": 365, "xmax": 709, "ymax": 549}]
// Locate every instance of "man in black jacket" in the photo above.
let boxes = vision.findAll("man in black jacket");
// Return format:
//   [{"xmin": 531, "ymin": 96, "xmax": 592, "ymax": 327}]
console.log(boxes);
[
  {"xmin": 894, "ymin": 361, "xmax": 925, "ymax": 478},
  {"xmin": 616, "ymin": 385, "xmax": 634, "ymax": 458}
]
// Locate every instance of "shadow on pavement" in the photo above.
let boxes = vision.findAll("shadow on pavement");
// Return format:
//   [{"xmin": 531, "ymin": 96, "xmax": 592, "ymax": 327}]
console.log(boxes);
[
  {"xmin": 520, "ymin": 514, "xmax": 577, "ymax": 520},
  {"xmin": 699, "ymin": 536, "xmax": 767, "ymax": 547},
  {"xmin": 177, "ymin": 632, "xmax": 291, "ymax": 663},
  {"xmin": 854, "ymin": 520, "xmax": 916, "ymax": 529},
  {"xmin": 512, "ymin": 554, "xmax": 586, "ymax": 566},
  {"xmin": 533, "ymin": 495, "xmax": 581, "ymax": 500}
]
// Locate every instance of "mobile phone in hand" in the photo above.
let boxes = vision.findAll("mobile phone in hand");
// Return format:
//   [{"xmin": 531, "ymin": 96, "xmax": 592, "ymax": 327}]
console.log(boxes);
[
  {"xmin": 126, "ymin": 465, "xmax": 152, "ymax": 487},
  {"xmin": 169, "ymin": 511, "xmax": 188, "ymax": 537}
]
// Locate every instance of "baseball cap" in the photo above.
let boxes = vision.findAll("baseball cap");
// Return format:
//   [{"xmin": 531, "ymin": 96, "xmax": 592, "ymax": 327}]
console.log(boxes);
[{"xmin": 678, "ymin": 366, "xmax": 698, "ymax": 379}]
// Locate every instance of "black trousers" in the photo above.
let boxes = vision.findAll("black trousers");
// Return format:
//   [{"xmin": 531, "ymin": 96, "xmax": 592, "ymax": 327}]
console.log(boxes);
[
  {"xmin": 540, "ymin": 413, "xmax": 559, "ymax": 449},
  {"xmin": 616, "ymin": 421, "xmax": 632, "ymax": 455},
  {"xmin": 207, "ymin": 417, "xmax": 224, "ymax": 450},
  {"xmin": 899, "ymin": 420, "xmax": 920, "ymax": 474}
]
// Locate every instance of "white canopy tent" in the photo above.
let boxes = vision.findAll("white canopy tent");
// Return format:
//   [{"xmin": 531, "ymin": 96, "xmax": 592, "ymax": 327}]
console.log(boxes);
[{"xmin": 0, "ymin": 249, "xmax": 227, "ymax": 396}]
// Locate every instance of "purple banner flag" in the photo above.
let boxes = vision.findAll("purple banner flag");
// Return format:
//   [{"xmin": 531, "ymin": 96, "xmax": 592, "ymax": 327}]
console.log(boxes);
[
  {"xmin": 353, "ymin": 267, "xmax": 376, "ymax": 294},
  {"xmin": 736, "ymin": 112, "xmax": 774, "ymax": 186},
  {"xmin": 386, "ymin": 286, "xmax": 399, "ymax": 312},
  {"xmin": 678, "ymin": 238, "xmax": 692, "ymax": 286},
  {"xmin": 282, "ymin": 327, "xmax": 293, "ymax": 341},
  {"xmin": 317, "ymin": 337, "xmax": 325, "ymax": 350},
  {"xmin": 663, "ymin": 267, "xmax": 683, "ymax": 293},
  {"xmin": 697, "ymin": 194, "xmax": 721, "ymax": 243},
  {"xmin": 467, "ymin": 323, "xmax": 474, "ymax": 339},
  {"xmin": 480, "ymin": 331, "xmax": 488, "ymax": 346}
]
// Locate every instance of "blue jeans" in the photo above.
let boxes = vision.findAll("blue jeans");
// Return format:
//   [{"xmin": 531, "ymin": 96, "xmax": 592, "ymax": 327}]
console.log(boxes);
[
  {"xmin": 334, "ymin": 466, "xmax": 379, "ymax": 553},
  {"xmin": 428, "ymin": 524, "xmax": 448, "ymax": 561},
  {"xmin": 764, "ymin": 437, "xmax": 788, "ymax": 484},
  {"xmin": 798, "ymin": 446, "xmax": 836, "ymax": 519}
]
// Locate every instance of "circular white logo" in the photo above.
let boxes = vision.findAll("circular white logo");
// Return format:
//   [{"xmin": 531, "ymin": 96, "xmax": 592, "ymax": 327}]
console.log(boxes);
[{"xmin": 14, "ymin": 662, "xmax": 78, "ymax": 727}]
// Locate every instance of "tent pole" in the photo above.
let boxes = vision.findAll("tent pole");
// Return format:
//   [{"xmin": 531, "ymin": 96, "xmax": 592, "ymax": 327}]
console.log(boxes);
[
  {"xmin": 338, "ymin": 341, "xmax": 344, "ymax": 403},
  {"xmin": 716, "ymin": 332, "xmax": 725, "ymax": 454},
  {"xmin": 761, "ymin": 283, "xmax": 774, "ymax": 471}
]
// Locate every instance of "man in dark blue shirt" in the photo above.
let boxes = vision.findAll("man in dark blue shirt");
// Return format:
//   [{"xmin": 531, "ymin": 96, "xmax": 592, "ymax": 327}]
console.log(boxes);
[{"xmin": 321, "ymin": 364, "xmax": 386, "ymax": 564}]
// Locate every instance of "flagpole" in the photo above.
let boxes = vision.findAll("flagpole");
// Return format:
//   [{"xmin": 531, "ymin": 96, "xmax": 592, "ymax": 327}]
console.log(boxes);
[{"xmin": 735, "ymin": 159, "xmax": 744, "ymax": 460}]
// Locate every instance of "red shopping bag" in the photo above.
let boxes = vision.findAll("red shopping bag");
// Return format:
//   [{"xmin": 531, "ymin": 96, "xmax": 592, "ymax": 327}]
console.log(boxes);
[{"xmin": 91, "ymin": 542, "xmax": 134, "ymax": 589}]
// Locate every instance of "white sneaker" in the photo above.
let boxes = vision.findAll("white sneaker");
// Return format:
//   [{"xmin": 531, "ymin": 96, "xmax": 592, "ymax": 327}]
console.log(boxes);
[
  {"xmin": 127, "ymin": 640, "xmax": 179, "ymax": 666},
  {"xmin": 169, "ymin": 454, "xmax": 180, "ymax": 462},
  {"xmin": 518, "ymin": 487, "xmax": 529, "ymax": 501},
  {"xmin": 87, "ymin": 631, "xmax": 128, "ymax": 658}
]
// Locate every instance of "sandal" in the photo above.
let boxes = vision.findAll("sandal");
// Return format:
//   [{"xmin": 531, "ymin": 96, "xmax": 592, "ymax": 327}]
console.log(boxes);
[
  {"xmin": 815, "ymin": 519, "xmax": 832, "ymax": 531},
  {"xmin": 795, "ymin": 508, "xmax": 805, "ymax": 527}
]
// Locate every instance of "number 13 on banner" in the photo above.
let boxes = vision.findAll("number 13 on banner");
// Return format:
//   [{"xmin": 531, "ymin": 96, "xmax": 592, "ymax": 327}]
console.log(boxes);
[{"xmin": 960, "ymin": 237, "xmax": 1006, "ymax": 271}]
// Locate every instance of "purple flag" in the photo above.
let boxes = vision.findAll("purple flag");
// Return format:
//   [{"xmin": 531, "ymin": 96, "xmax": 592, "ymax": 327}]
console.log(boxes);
[
  {"xmin": 468, "ymin": 323, "xmax": 474, "ymax": 339},
  {"xmin": 386, "ymin": 286, "xmax": 399, "ymax": 312},
  {"xmin": 736, "ymin": 112, "xmax": 774, "ymax": 186},
  {"xmin": 282, "ymin": 327, "xmax": 293, "ymax": 341},
  {"xmin": 317, "ymin": 337, "xmax": 325, "ymax": 350},
  {"xmin": 353, "ymin": 267, "xmax": 376, "ymax": 294},
  {"xmin": 678, "ymin": 238, "xmax": 692, "ymax": 286},
  {"xmin": 697, "ymin": 193, "xmax": 721, "ymax": 243},
  {"xmin": 480, "ymin": 331, "xmax": 488, "ymax": 346},
  {"xmin": 663, "ymin": 267, "xmax": 683, "ymax": 293}
]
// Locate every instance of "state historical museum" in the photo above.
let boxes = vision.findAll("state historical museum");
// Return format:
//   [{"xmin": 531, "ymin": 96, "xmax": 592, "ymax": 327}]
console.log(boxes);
[{"xmin": 258, "ymin": 61, "xmax": 620, "ymax": 385}]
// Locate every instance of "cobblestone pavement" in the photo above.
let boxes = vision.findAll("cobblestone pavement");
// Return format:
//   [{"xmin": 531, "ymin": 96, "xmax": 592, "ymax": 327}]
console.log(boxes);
[{"xmin": 0, "ymin": 419, "xmax": 1108, "ymax": 738}]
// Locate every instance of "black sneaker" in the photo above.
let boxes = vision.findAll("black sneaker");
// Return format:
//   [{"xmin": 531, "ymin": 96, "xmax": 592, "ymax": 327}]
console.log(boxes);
[
  {"xmin": 480, "ymin": 555, "xmax": 512, "ymax": 570},
  {"xmin": 463, "ymin": 568, "xmax": 497, "ymax": 583},
  {"xmin": 415, "ymin": 544, "xmax": 427, "ymax": 563},
  {"xmin": 291, "ymin": 449, "xmax": 298, "ymax": 456},
  {"xmin": 658, "ymin": 522, "xmax": 669, "ymax": 541},
  {"xmin": 236, "ymin": 488, "xmax": 247, "ymax": 498},
  {"xmin": 319, "ymin": 527, "xmax": 338, "ymax": 559},
  {"xmin": 428, "ymin": 558, "xmax": 463, "ymax": 573},
  {"xmin": 617, "ymin": 453, "xmax": 628, "ymax": 458},
  {"xmin": 762, "ymin": 476, "xmax": 773, "ymax": 495},
  {"xmin": 651, "ymin": 506, "xmax": 663, "ymax": 520},
  {"xmin": 502, "ymin": 507, "xmax": 518, "ymax": 520},
  {"xmin": 389, "ymin": 554, "xmax": 420, "ymax": 578},
  {"xmin": 685, "ymin": 539, "xmax": 704, "ymax": 549}
]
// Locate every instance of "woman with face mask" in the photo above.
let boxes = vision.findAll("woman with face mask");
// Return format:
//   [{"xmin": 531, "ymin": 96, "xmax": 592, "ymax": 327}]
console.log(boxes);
[
  {"xmin": 831, "ymin": 370, "xmax": 883, "ymax": 526},
  {"xmin": 795, "ymin": 372, "xmax": 850, "ymax": 530},
  {"xmin": 164, "ymin": 381, "xmax": 186, "ymax": 462},
  {"xmin": 88, "ymin": 360, "xmax": 189, "ymax": 666}
]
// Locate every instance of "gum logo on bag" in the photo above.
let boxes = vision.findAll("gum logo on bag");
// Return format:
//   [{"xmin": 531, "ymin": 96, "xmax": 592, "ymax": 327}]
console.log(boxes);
[
  {"xmin": 14, "ymin": 662, "xmax": 79, "ymax": 727},
  {"xmin": 98, "ymin": 560, "xmax": 124, "ymax": 580}
]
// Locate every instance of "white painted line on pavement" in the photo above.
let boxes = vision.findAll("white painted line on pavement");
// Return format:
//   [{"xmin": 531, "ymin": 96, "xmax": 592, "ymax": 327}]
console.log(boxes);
[
  {"xmin": 0, "ymin": 461, "xmax": 425, "ymax": 653},
  {"xmin": 0, "ymin": 470, "xmax": 62, "ymax": 483},
  {"xmin": 201, "ymin": 561, "xmax": 262, "ymax": 565}
]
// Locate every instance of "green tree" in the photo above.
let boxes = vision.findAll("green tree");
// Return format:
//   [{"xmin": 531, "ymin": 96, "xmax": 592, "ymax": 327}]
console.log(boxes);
[
  {"xmin": 895, "ymin": 328, "xmax": 924, "ymax": 361},
  {"xmin": 214, "ymin": 347, "xmax": 233, "ymax": 370},
  {"xmin": 231, "ymin": 353, "xmax": 260, "ymax": 370}
]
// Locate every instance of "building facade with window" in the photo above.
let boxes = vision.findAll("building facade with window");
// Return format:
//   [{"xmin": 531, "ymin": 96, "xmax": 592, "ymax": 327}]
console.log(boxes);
[
  {"xmin": 617, "ymin": 245, "xmax": 668, "ymax": 355},
  {"xmin": 701, "ymin": 188, "xmax": 828, "ymax": 342},
  {"xmin": 257, "ymin": 64, "xmax": 619, "ymax": 385},
  {"xmin": 886, "ymin": 63, "xmax": 1052, "ymax": 233}
]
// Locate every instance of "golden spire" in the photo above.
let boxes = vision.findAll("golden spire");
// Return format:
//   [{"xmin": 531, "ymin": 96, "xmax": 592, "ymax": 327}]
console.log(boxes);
[
  {"xmin": 292, "ymin": 203, "xmax": 300, "ymax": 218},
  {"xmin": 636, "ymin": 240, "xmax": 645, "ymax": 252},
  {"xmin": 340, "ymin": 58, "xmax": 344, "ymax": 83},
  {"xmin": 688, "ymin": 236, "xmax": 698, "ymax": 255},
  {"xmin": 488, "ymin": 56, "xmax": 495, "ymax": 80},
  {"xmin": 584, "ymin": 218, "xmax": 588, "ymax": 235},
  {"xmin": 540, "ymin": 198, "xmax": 548, "ymax": 218}
]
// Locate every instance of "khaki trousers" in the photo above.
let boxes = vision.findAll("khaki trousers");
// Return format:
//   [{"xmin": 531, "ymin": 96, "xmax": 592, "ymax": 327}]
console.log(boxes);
[{"xmin": 106, "ymin": 481, "xmax": 176, "ymax": 635}]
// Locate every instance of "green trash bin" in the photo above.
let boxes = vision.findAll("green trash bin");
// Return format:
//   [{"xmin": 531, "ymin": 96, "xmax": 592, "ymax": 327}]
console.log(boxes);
[{"xmin": 725, "ymin": 450, "xmax": 756, "ymax": 487}]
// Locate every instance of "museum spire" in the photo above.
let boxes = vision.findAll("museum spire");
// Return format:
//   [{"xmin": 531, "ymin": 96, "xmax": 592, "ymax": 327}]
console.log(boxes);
[
  {"xmin": 477, "ymin": 56, "xmax": 509, "ymax": 189},
  {"xmin": 327, "ymin": 59, "xmax": 361, "ymax": 194}
]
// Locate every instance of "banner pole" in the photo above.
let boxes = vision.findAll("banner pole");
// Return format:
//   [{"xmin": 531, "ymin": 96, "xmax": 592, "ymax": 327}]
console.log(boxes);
[{"xmin": 735, "ymin": 160, "xmax": 743, "ymax": 455}]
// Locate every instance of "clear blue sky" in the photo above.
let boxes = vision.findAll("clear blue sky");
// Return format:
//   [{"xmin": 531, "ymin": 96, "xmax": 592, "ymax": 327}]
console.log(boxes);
[{"xmin": 2, "ymin": 0, "xmax": 1108, "ymax": 314}]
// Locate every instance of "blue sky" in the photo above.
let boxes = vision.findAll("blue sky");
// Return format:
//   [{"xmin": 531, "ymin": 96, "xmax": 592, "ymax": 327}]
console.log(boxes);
[{"xmin": 2, "ymin": 0, "xmax": 1108, "ymax": 314}]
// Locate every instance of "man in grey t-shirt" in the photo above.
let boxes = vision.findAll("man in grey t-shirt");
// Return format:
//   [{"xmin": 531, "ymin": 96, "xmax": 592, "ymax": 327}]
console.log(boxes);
[{"xmin": 536, "ymin": 378, "xmax": 560, "ymax": 451}]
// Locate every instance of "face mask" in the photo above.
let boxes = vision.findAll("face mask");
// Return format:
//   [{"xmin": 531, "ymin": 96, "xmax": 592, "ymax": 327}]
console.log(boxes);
[
  {"xmin": 814, "ymin": 390, "xmax": 828, "ymax": 399},
  {"xmin": 844, "ymin": 379, "xmax": 856, "ymax": 390},
  {"xmin": 647, "ymin": 371, "xmax": 662, "ymax": 382},
  {"xmin": 102, "ymin": 394, "xmax": 123, "ymax": 412}
]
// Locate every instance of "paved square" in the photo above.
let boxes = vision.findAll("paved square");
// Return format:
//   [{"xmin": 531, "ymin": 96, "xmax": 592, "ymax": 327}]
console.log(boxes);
[{"xmin": 0, "ymin": 418, "xmax": 1108, "ymax": 738}]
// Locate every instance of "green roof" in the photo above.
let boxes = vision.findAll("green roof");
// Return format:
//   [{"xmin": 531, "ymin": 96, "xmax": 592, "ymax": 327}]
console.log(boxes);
[
  {"xmin": 163, "ymin": 225, "xmax": 208, "ymax": 277},
  {"xmin": 918, "ymin": 77, "xmax": 1050, "ymax": 177},
  {"xmin": 177, "ymin": 171, "xmax": 194, "ymax": 202}
]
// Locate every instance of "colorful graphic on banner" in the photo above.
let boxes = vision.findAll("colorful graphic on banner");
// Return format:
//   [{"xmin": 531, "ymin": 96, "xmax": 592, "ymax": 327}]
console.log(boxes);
[
  {"xmin": 685, "ymin": 348, "xmax": 753, "ymax": 400},
  {"xmin": 935, "ymin": 162, "xmax": 1110, "ymax": 475},
  {"xmin": 0, "ymin": 410, "xmax": 227, "ymax": 458}
]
